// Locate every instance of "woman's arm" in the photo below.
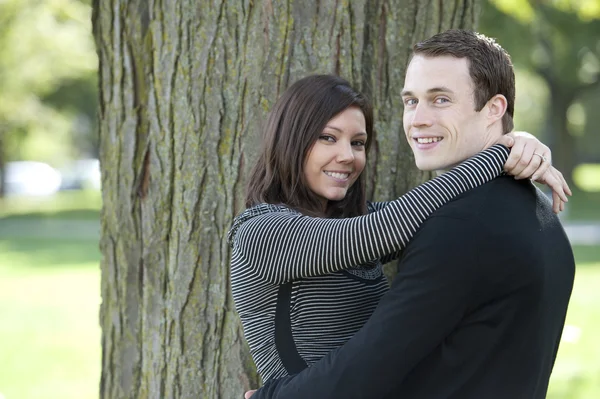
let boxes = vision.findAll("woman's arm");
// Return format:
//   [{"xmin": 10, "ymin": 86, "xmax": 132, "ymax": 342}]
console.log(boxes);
[{"xmin": 232, "ymin": 145, "xmax": 509, "ymax": 284}]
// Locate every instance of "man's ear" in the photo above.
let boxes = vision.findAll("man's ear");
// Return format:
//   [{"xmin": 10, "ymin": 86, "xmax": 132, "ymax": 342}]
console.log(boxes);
[{"xmin": 485, "ymin": 94, "xmax": 507, "ymax": 126}]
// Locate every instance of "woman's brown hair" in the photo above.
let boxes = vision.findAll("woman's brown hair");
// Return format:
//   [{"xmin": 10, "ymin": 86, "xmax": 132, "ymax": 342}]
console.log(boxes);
[{"xmin": 246, "ymin": 74, "xmax": 374, "ymax": 218}]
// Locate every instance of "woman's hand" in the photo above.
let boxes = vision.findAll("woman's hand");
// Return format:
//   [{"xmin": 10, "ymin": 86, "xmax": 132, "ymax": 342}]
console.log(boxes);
[
  {"xmin": 496, "ymin": 131, "xmax": 572, "ymax": 214},
  {"xmin": 533, "ymin": 165, "xmax": 571, "ymax": 214}
]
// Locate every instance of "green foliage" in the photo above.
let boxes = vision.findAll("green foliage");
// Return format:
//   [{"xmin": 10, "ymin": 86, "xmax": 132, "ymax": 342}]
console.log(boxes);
[
  {"xmin": 564, "ymin": 188, "xmax": 600, "ymax": 221},
  {"xmin": 492, "ymin": 0, "xmax": 600, "ymax": 21},
  {"xmin": 573, "ymin": 163, "xmax": 600, "ymax": 192},
  {"xmin": 482, "ymin": 0, "xmax": 600, "ymax": 103},
  {"xmin": 0, "ymin": 0, "xmax": 98, "ymax": 165},
  {"xmin": 480, "ymin": 0, "xmax": 600, "ymax": 183}
]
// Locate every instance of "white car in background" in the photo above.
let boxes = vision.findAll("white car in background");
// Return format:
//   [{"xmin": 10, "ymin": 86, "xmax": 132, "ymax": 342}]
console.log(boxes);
[
  {"xmin": 3, "ymin": 161, "xmax": 62, "ymax": 196},
  {"xmin": 59, "ymin": 159, "xmax": 101, "ymax": 191}
]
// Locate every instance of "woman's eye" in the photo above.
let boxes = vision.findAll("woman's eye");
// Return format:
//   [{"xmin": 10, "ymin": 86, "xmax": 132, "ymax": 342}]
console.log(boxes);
[
  {"xmin": 319, "ymin": 135, "xmax": 336, "ymax": 143},
  {"xmin": 352, "ymin": 141, "xmax": 366, "ymax": 147}
]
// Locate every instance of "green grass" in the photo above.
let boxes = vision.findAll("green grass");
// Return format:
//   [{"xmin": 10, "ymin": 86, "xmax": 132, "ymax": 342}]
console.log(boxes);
[
  {"xmin": 547, "ymin": 260, "xmax": 600, "ymax": 398},
  {"xmin": 0, "ymin": 192, "xmax": 102, "ymax": 399},
  {"xmin": 0, "ymin": 190, "xmax": 101, "ymax": 220},
  {"xmin": 0, "ymin": 239, "xmax": 101, "ymax": 399}
]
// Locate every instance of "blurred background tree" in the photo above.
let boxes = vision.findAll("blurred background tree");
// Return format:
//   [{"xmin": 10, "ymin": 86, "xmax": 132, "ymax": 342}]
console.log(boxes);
[
  {"xmin": 0, "ymin": 0, "xmax": 97, "ymax": 196},
  {"xmin": 480, "ymin": 0, "xmax": 600, "ymax": 185}
]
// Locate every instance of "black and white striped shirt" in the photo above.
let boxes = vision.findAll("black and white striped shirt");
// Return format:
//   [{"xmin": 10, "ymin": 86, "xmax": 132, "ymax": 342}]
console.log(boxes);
[{"xmin": 228, "ymin": 145, "xmax": 509, "ymax": 382}]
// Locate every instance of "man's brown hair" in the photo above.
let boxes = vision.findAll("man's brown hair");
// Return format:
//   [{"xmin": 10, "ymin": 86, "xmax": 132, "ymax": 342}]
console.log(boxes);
[
  {"xmin": 246, "ymin": 74, "xmax": 374, "ymax": 218},
  {"xmin": 413, "ymin": 29, "xmax": 515, "ymax": 133}
]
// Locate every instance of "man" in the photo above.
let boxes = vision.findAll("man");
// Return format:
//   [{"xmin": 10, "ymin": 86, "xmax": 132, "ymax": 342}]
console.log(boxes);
[{"xmin": 248, "ymin": 30, "xmax": 575, "ymax": 399}]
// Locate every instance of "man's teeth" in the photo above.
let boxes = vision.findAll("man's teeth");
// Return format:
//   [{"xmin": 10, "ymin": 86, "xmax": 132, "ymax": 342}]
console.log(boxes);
[
  {"xmin": 416, "ymin": 137, "xmax": 442, "ymax": 144},
  {"xmin": 325, "ymin": 172, "xmax": 350, "ymax": 179}
]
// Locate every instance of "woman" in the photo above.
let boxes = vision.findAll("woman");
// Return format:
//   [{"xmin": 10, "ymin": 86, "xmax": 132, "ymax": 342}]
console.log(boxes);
[{"xmin": 228, "ymin": 74, "xmax": 568, "ymax": 382}]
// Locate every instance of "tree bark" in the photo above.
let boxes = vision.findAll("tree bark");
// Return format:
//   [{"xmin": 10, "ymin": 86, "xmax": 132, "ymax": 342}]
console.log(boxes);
[
  {"xmin": 93, "ymin": 1, "xmax": 480, "ymax": 398},
  {"xmin": 547, "ymin": 92, "xmax": 576, "ymax": 185}
]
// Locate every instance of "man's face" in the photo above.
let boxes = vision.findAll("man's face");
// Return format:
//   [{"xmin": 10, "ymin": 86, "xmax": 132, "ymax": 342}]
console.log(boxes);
[{"xmin": 402, "ymin": 55, "xmax": 500, "ymax": 171}]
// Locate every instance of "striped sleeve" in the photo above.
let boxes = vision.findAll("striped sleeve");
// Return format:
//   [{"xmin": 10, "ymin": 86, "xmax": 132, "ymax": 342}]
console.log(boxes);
[{"xmin": 233, "ymin": 144, "xmax": 509, "ymax": 284}]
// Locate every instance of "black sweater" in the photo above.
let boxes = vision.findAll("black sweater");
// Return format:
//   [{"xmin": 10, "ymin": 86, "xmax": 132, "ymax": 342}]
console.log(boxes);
[{"xmin": 253, "ymin": 176, "xmax": 575, "ymax": 399}]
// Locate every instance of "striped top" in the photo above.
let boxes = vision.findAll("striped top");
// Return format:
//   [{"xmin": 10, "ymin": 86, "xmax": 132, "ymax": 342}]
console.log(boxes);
[{"xmin": 228, "ymin": 145, "xmax": 510, "ymax": 382}]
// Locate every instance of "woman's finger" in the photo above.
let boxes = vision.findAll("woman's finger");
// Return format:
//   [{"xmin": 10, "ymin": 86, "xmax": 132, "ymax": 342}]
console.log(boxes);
[
  {"xmin": 515, "ymin": 146, "xmax": 543, "ymax": 179},
  {"xmin": 504, "ymin": 137, "xmax": 526, "ymax": 172},
  {"xmin": 530, "ymin": 151, "xmax": 551, "ymax": 181},
  {"xmin": 509, "ymin": 141, "xmax": 536, "ymax": 178}
]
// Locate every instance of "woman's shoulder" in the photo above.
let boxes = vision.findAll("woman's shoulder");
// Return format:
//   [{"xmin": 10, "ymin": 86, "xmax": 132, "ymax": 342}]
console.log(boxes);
[
  {"xmin": 227, "ymin": 203, "xmax": 299, "ymax": 244},
  {"xmin": 366, "ymin": 200, "xmax": 388, "ymax": 213},
  {"xmin": 242, "ymin": 203, "xmax": 297, "ymax": 217}
]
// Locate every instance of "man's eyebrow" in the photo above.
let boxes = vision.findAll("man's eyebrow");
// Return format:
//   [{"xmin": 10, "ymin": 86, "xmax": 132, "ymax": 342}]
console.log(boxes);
[
  {"xmin": 401, "ymin": 87, "xmax": 454, "ymax": 96},
  {"xmin": 427, "ymin": 86, "xmax": 454, "ymax": 94}
]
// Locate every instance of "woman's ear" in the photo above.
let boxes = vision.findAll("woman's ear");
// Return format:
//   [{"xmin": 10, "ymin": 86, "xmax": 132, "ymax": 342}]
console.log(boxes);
[{"xmin": 485, "ymin": 94, "xmax": 508, "ymax": 126}]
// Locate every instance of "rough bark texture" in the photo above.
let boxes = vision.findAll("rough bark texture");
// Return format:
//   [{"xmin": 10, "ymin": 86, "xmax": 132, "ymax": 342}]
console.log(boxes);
[{"xmin": 93, "ymin": 1, "xmax": 480, "ymax": 398}]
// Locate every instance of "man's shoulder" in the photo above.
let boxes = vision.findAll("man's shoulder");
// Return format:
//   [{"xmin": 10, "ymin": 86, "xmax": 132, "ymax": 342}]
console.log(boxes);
[
  {"xmin": 401, "ymin": 177, "xmax": 542, "ymax": 268},
  {"xmin": 414, "ymin": 176, "xmax": 540, "ymax": 243},
  {"xmin": 421, "ymin": 176, "xmax": 559, "ymax": 246},
  {"xmin": 432, "ymin": 175, "xmax": 532, "ymax": 218}
]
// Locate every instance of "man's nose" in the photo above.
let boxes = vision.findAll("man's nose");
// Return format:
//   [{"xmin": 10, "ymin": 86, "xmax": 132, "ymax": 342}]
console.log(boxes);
[{"xmin": 410, "ymin": 104, "xmax": 433, "ymax": 127}]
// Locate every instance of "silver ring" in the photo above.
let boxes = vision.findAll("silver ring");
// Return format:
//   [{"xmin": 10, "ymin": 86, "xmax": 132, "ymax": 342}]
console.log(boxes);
[{"xmin": 533, "ymin": 153, "xmax": 547, "ymax": 163}]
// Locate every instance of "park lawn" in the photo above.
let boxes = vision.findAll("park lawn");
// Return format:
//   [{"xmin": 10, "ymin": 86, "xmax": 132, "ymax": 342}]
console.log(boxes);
[
  {"xmin": 0, "ymin": 190, "xmax": 101, "ymax": 221},
  {"xmin": 0, "ymin": 238, "xmax": 101, "ymax": 399},
  {"xmin": 547, "ymin": 257, "xmax": 600, "ymax": 398}
]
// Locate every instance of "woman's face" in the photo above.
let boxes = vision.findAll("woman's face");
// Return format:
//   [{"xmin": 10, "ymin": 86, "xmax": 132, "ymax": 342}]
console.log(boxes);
[{"xmin": 304, "ymin": 106, "xmax": 367, "ymax": 210}]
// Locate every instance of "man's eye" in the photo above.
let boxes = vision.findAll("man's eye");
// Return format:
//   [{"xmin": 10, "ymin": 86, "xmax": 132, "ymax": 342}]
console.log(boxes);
[
  {"xmin": 435, "ymin": 97, "xmax": 450, "ymax": 104},
  {"xmin": 404, "ymin": 98, "xmax": 417, "ymax": 106}
]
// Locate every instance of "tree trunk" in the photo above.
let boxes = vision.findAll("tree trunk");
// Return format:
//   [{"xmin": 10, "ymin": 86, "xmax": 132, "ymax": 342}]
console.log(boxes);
[
  {"xmin": 544, "ymin": 87, "xmax": 576, "ymax": 185},
  {"xmin": 93, "ymin": 1, "xmax": 480, "ymax": 398}
]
